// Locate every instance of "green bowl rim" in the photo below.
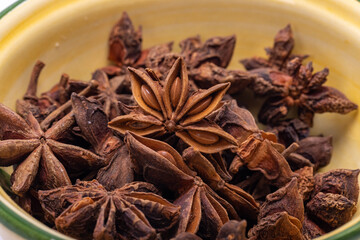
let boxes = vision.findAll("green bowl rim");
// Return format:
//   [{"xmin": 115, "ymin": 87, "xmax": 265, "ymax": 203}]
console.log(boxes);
[
  {"xmin": 0, "ymin": 0, "xmax": 360, "ymax": 239},
  {"xmin": 0, "ymin": 0, "xmax": 26, "ymax": 19}
]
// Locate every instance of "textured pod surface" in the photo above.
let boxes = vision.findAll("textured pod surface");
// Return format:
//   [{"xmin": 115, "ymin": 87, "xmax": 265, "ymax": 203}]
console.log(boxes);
[
  {"xmin": 109, "ymin": 112, "xmax": 165, "ymax": 136},
  {"xmin": 177, "ymin": 121, "xmax": 238, "ymax": 154}
]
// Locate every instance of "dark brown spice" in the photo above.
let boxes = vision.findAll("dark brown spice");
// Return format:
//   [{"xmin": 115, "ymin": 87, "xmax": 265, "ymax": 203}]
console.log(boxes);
[{"xmin": 0, "ymin": 12, "xmax": 358, "ymax": 240}]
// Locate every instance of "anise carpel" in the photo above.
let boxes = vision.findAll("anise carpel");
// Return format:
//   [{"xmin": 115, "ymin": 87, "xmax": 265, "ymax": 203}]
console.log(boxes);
[
  {"xmin": 0, "ymin": 104, "xmax": 105, "ymax": 196},
  {"xmin": 38, "ymin": 180, "xmax": 180, "ymax": 240},
  {"xmin": 125, "ymin": 132, "xmax": 259, "ymax": 239},
  {"xmin": 109, "ymin": 57, "xmax": 238, "ymax": 153}
]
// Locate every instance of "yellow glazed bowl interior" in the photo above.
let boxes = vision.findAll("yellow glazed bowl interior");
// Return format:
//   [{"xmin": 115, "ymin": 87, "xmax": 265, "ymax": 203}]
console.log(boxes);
[{"xmin": 0, "ymin": 0, "xmax": 360, "ymax": 239}]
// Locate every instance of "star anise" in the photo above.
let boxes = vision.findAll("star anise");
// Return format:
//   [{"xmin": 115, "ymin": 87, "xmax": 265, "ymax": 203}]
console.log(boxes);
[
  {"xmin": 17, "ymin": 61, "xmax": 99, "ymax": 129},
  {"xmin": 206, "ymin": 100, "xmax": 294, "ymax": 186},
  {"xmin": 109, "ymin": 57, "xmax": 238, "ymax": 153},
  {"xmin": 180, "ymin": 35, "xmax": 236, "ymax": 69},
  {"xmin": 240, "ymin": 26, "xmax": 358, "ymax": 126},
  {"xmin": 125, "ymin": 132, "xmax": 259, "ymax": 239},
  {"xmin": 240, "ymin": 24, "xmax": 306, "ymax": 71},
  {"xmin": 0, "ymin": 103, "xmax": 105, "ymax": 196},
  {"xmin": 248, "ymin": 178, "xmax": 304, "ymax": 240},
  {"xmin": 90, "ymin": 69, "xmax": 134, "ymax": 119},
  {"xmin": 108, "ymin": 12, "xmax": 142, "ymax": 67},
  {"xmin": 38, "ymin": 180, "xmax": 180, "ymax": 240}
]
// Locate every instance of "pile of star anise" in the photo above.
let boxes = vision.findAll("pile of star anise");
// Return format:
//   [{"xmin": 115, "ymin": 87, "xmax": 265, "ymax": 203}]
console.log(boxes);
[{"xmin": 0, "ymin": 12, "xmax": 359, "ymax": 240}]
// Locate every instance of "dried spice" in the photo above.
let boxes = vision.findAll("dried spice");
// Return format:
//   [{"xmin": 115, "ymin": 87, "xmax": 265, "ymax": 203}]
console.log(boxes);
[
  {"xmin": 109, "ymin": 57, "xmax": 238, "ymax": 153},
  {"xmin": 0, "ymin": 12, "xmax": 358, "ymax": 240},
  {"xmin": 108, "ymin": 12, "xmax": 142, "ymax": 66},
  {"xmin": 39, "ymin": 180, "xmax": 179, "ymax": 239},
  {"xmin": 125, "ymin": 132, "xmax": 258, "ymax": 238},
  {"xmin": 259, "ymin": 178, "xmax": 304, "ymax": 222},
  {"xmin": 0, "ymin": 104, "xmax": 105, "ymax": 196},
  {"xmin": 249, "ymin": 211, "xmax": 303, "ymax": 240},
  {"xmin": 241, "ymin": 25, "xmax": 357, "ymax": 126},
  {"xmin": 216, "ymin": 220, "xmax": 248, "ymax": 240},
  {"xmin": 307, "ymin": 192, "xmax": 357, "ymax": 229},
  {"xmin": 90, "ymin": 70, "xmax": 133, "ymax": 120},
  {"xmin": 240, "ymin": 25, "xmax": 303, "ymax": 71},
  {"xmin": 302, "ymin": 215, "xmax": 325, "ymax": 240},
  {"xmin": 312, "ymin": 169, "xmax": 360, "ymax": 202},
  {"xmin": 294, "ymin": 166, "xmax": 314, "ymax": 200}
]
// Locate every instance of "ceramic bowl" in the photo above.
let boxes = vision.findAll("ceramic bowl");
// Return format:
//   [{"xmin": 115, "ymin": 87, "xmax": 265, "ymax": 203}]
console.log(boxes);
[{"xmin": 0, "ymin": 0, "xmax": 360, "ymax": 239}]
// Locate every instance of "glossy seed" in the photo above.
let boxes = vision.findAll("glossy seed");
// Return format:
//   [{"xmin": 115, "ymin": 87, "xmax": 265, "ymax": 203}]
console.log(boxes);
[
  {"xmin": 188, "ymin": 129, "xmax": 219, "ymax": 145},
  {"xmin": 170, "ymin": 77, "xmax": 182, "ymax": 108},
  {"xmin": 126, "ymin": 121, "xmax": 152, "ymax": 130},
  {"xmin": 141, "ymin": 84, "xmax": 161, "ymax": 111},
  {"xmin": 187, "ymin": 96, "xmax": 212, "ymax": 116},
  {"xmin": 70, "ymin": 197, "xmax": 94, "ymax": 212},
  {"xmin": 157, "ymin": 150, "xmax": 177, "ymax": 165}
]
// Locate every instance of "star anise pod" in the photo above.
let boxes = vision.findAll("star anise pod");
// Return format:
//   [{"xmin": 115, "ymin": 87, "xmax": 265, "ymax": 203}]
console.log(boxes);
[
  {"xmin": 125, "ymin": 132, "xmax": 259, "ymax": 239},
  {"xmin": 0, "ymin": 103, "xmax": 105, "ymax": 196},
  {"xmin": 38, "ymin": 180, "xmax": 180, "ymax": 240},
  {"xmin": 206, "ymin": 100, "xmax": 294, "ymax": 186},
  {"xmin": 109, "ymin": 57, "xmax": 238, "ymax": 153},
  {"xmin": 248, "ymin": 178, "xmax": 304, "ymax": 240},
  {"xmin": 240, "ymin": 24, "xmax": 306, "ymax": 71},
  {"xmin": 285, "ymin": 136, "xmax": 333, "ymax": 171},
  {"xmin": 17, "ymin": 61, "xmax": 99, "ymax": 129},
  {"xmin": 108, "ymin": 12, "xmax": 142, "ymax": 67},
  {"xmin": 90, "ymin": 69, "xmax": 134, "ymax": 119},
  {"xmin": 240, "ymin": 26, "xmax": 357, "ymax": 126},
  {"xmin": 257, "ymin": 58, "xmax": 357, "ymax": 125},
  {"xmin": 180, "ymin": 35, "xmax": 236, "ymax": 69}
]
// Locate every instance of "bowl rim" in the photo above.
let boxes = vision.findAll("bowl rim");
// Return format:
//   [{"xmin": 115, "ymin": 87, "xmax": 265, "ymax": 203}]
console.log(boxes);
[{"xmin": 0, "ymin": 0, "xmax": 360, "ymax": 239}]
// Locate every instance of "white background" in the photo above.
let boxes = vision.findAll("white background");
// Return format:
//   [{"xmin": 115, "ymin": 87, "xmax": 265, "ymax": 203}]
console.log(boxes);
[{"xmin": 0, "ymin": 0, "xmax": 19, "ymax": 11}]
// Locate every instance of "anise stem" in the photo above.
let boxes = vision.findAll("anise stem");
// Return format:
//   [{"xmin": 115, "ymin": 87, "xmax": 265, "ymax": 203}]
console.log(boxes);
[{"xmin": 24, "ymin": 60, "xmax": 45, "ymax": 99}]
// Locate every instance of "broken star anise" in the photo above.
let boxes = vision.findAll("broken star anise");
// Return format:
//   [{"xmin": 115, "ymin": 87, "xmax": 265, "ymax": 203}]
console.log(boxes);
[
  {"xmin": 0, "ymin": 104, "xmax": 105, "ymax": 196},
  {"xmin": 109, "ymin": 57, "xmax": 238, "ymax": 153},
  {"xmin": 38, "ymin": 180, "xmax": 180, "ymax": 240},
  {"xmin": 125, "ymin": 132, "xmax": 259, "ymax": 239}
]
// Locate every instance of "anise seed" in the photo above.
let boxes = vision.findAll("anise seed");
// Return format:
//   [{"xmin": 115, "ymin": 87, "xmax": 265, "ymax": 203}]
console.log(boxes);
[
  {"xmin": 188, "ymin": 129, "xmax": 219, "ymax": 145},
  {"xmin": 170, "ymin": 77, "xmax": 182, "ymax": 108},
  {"xmin": 141, "ymin": 84, "xmax": 161, "ymax": 111},
  {"xmin": 187, "ymin": 97, "xmax": 212, "ymax": 116},
  {"xmin": 157, "ymin": 150, "xmax": 177, "ymax": 165}
]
